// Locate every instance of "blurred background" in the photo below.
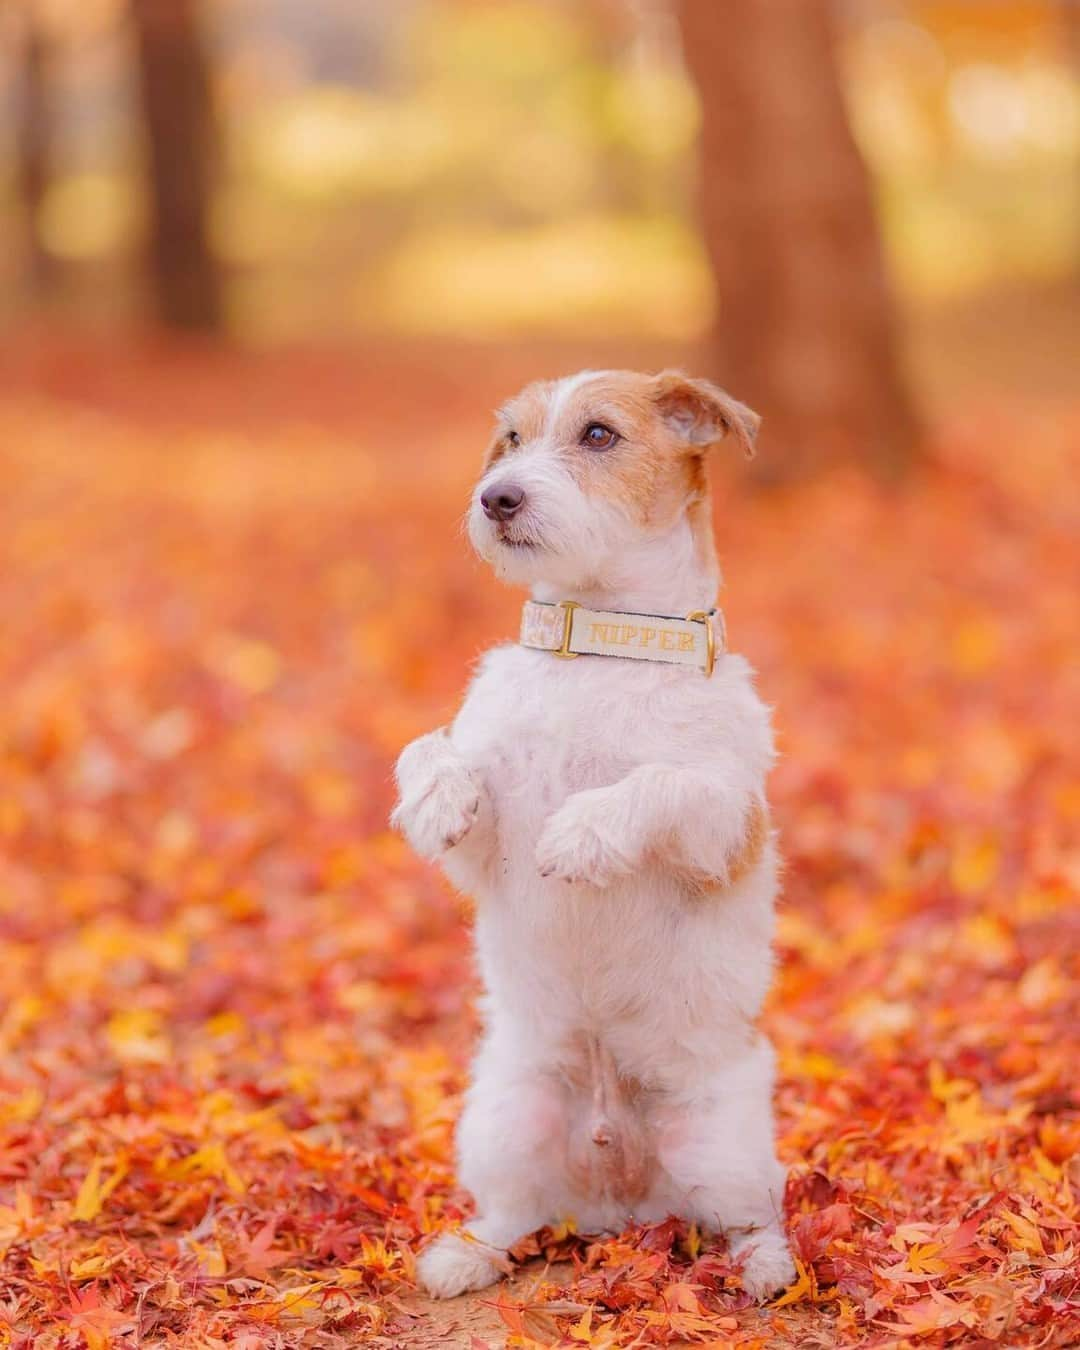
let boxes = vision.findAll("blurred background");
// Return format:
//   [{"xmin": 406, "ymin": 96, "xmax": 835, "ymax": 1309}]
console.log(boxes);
[
  {"xmin": 1, "ymin": 0, "xmax": 1078, "ymax": 471},
  {"xmin": 0, "ymin": 8, "xmax": 1078, "ymax": 1342}
]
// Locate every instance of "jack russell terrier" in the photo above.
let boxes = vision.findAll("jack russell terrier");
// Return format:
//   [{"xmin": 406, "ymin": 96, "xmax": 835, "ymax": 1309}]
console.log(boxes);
[{"xmin": 392, "ymin": 369, "xmax": 795, "ymax": 1301}]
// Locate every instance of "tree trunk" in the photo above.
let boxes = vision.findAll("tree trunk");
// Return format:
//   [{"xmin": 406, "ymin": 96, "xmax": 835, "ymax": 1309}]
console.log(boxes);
[
  {"xmin": 16, "ymin": 1, "xmax": 53, "ymax": 295},
  {"xmin": 1060, "ymin": 0, "xmax": 1080, "ymax": 279},
  {"xmin": 130, "ymin": 0, "xmax": 222, "ymax": 331},
  {"xmin": 678, "ymin": 0, "xmax": 917, "ymax": 479}
]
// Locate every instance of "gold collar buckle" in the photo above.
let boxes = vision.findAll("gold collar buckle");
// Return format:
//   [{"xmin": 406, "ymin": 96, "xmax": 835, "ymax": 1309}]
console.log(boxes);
[
  {"xmin": 686, "ymin": 609, "xmax": 717, "ymax": 676},
  {"xmin": 553, "ymin": 600, "xmax": 580, "ymax": 658}
]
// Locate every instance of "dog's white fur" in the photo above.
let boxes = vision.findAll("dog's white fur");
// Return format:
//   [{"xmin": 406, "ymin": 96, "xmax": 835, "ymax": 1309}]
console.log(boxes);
[{"xmin": 392, "ymin": 370, "xmax": 794, "ymax": 1301}]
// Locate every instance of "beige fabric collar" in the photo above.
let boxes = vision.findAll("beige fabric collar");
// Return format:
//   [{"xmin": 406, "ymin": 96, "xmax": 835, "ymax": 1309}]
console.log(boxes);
[{"xmin": 520, "ymin": 600, "xmax": 724, "ymax": 675}]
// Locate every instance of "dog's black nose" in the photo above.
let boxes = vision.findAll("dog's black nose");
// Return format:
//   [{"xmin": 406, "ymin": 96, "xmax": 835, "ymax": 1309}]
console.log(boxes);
[{"xmin": 481, "ymin": 483, "xmax": 525, "ymax": 522}]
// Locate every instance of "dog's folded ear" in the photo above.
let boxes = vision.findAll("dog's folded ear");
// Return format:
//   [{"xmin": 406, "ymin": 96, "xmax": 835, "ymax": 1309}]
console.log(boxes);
[{"xmin": 652, "ymin": 371, "xmax": 760, "ymax": 459}]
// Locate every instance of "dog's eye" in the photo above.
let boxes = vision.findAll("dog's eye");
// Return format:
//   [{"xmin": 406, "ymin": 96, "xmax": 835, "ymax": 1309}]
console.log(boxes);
[
  {"xmin": 582, "ymin": 423, "xmax": 617, "ymax": 451},
  {"xmin": 505, "ymin": 430, "xmax": 520, "ymax": 447}
]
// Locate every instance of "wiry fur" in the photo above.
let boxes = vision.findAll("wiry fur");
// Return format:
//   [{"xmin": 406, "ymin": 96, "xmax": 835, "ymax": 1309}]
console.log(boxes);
[{"xmin": 392, "ymin": 370, "xmax": 795, "ymax": 1302}]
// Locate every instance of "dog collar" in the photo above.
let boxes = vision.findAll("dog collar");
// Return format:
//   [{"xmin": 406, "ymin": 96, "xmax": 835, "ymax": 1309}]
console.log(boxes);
[{"xmin": 520, "ymin": 600, "xmax": 724, "ymax": 676}]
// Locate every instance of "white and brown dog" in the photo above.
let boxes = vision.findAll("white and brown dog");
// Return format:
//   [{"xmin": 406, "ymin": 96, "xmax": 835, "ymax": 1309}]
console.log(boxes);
[{"xmin": 392, "ymin": 370, "xmax": 795, "ymax": 1301}]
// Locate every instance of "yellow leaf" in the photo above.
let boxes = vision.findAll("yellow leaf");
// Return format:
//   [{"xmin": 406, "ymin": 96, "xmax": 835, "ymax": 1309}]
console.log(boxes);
[
  {"xmin": 0, "ymin": 1086, "xmax": 43, "ymax": 1125},
  {"xmin": 928, "ymin": 1061, "xmax": 974, "ymax": 1102},
  {"xmin": 105, "ymin": 1008, "xmax": 171, "ymax": 1065},
  {"xmin": 949, "ymin": 837, "xmax": 999, "ymax": 894},
  {"xmin": 74, "ymin": 1154, "xmax": 130, "ymax": 1222},
  {"xmin": 70, "ymin": 1251, "xmax": 123, "ymax": 1280},
  {"xmin": 999, "ymin": 1209, "xmax": 1044, "ymax": 1256},
  {"xmin": 906, "ymin": 1242, "xmax": 947, "ymax": 1276},
  {"xmin": 1031, "ymin": 1147, "xmax": 1062, "ymax": 1183},
  {"xmin": 771, "ymin": 1255, "xmax": 815, "ymax": 1308},
  {"xmin": 185, "ymin": 1142, "xmax": 244, "ymax": 1194},
  {"xmin": 331, "ymin": 1268, "xmax": 364, "ymax": 1286},
  {"xmin": 190, "ymin": 1238, "xmax": 227, "ymax": 1276},
  {"xmin": 780, "ymin": 1047, "xmax": 846, "ymax": 1082},
  {"xmin": 205, "ymin": 1010, "xmax": 247, "ymax": 1038},
  {"xmin": 957, "ymin": 913, "xmax": 1015, "ymax": 968},
  {"xmin": 568, "ymin": 1305, "xmax": 593, "ymax": 1341},
  {"xmin": 73, "ymin": 1159, "xmax": 104, "ymax": 1223}
]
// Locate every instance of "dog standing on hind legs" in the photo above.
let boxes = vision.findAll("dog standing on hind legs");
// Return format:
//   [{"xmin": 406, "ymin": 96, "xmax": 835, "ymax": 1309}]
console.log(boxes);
[{"xmin": 391, "ymin": 369, "xmax": 796, "ymax": 1301}]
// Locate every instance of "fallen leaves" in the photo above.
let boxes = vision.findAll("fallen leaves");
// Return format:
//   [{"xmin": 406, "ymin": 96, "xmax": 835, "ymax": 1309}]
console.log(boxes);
[
  {"xmin": 73, "ymin": 1155, "xmax": 130, "ymax": 1223},
  {"xmin": 0, "ymin": 377, "xmax": 1077, "ymax": 1347}
]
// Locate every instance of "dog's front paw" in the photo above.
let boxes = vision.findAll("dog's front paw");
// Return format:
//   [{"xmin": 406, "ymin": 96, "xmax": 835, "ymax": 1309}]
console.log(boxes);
[
  {"xmin": 415, "ymin": 1232, "xmax": 506, "ymax": 1298},
  {"xmin": 391, "ymin": 768, "xmax": 480, "ymax": 860},
  {"xmin": 535, "ymin": 787, "xmax": 637, "ymax": 888}
]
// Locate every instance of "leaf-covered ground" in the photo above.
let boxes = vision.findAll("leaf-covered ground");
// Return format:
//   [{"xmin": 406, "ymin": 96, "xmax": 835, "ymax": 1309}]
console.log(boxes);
[{"xmin": 0, "ymin": 355, "xmax": 1076, "ymax": 1348}]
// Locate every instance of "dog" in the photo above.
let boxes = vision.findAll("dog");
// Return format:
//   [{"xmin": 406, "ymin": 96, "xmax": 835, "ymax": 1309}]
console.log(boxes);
[{"xmin": 391, "ymin": 369, "xmax": 795, "ymax": 1301}]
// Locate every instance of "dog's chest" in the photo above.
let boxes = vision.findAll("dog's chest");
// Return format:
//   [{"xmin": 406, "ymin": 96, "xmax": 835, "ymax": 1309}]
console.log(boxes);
[{"xmin": 455, "ymin": 647, "xmax": 673, "ymax": 827}]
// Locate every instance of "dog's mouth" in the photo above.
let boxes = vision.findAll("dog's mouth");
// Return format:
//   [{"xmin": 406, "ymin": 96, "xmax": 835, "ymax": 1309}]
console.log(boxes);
[{"xmin": 495, "ymin": 527, "xmax": 539, "ymax": 550}]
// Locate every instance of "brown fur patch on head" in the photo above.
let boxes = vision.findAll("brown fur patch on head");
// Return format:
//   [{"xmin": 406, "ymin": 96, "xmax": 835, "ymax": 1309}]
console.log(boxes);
[
  {"xmin": 652, "ymin": 370, "xmax": 761, "ymax": 458},
  {"xmin": 555, "ymin": 371, "xmax": 701, "ymax": 528},
  {"xmin": 483, "ymin": 379, "xmax": 558, "ymax": 470}
]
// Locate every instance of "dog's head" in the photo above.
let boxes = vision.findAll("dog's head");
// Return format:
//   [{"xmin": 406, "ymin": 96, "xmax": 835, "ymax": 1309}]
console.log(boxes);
[{"xmin": 468, "ymin": 369, "xmax": 759, "ymax": 591}]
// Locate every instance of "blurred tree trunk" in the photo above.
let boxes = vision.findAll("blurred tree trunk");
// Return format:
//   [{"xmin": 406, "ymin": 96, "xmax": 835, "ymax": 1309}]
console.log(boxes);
[
  {"xmin": 15, "ymin": 1, "xmax": 53, "ymax": 295},
  {"xmin": 130, "ymin": 0, "xmax": 222, "ymax": 331},
  {"xmin": 678, "ymin": 0, "xmax": 917, "ymax": 480},
  {"xmin": 1060, "ymin": 0, "xmax": 1080, "ymax": 278}
]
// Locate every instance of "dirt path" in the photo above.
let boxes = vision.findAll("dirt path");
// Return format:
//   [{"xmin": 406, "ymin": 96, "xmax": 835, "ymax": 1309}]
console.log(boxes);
[{"xmin": 381, "ymin": 1262, "xmax": 575, "ymax": 1348}]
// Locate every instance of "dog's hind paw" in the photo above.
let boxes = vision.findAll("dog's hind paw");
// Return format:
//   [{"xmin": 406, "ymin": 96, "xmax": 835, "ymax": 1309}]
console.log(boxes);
[
  {"xmin": 415, "ymin": 1232, "xmax": 506, "ymax": 1299},
  {"xmin": 731, "ymin": 1229, "xmax": 797, "ymax": 1303}
]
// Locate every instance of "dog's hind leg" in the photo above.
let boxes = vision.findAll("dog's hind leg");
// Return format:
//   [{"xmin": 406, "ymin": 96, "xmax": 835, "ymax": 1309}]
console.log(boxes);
[
  {"xmin": 655, "ymin": 1036, "xmax": 794, "ymax": 1302},
  {"xmin": 416, "ymin": 1042, "xmax": 563, "ymax": 1298}
]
